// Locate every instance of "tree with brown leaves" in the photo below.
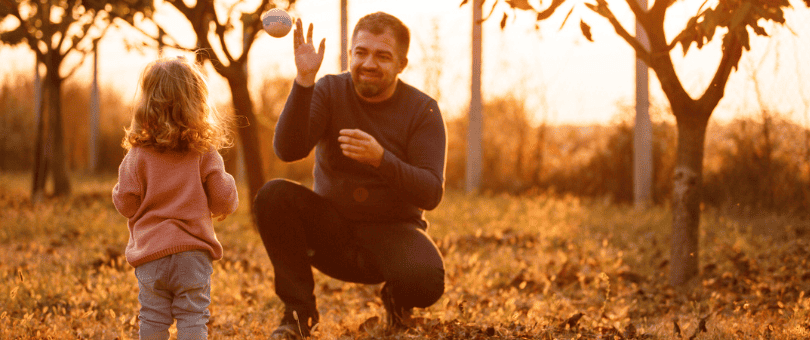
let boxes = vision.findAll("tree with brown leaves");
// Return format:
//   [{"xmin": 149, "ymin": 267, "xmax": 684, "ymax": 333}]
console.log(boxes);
[
  {"xmin": 465, "ymin": 0, "xmax": 809, "ymax": 286},
  {"xmin": 0, "ymin": 0, "xmax": 153, "ymax": 201},
  {"xmin": 157, "ymin": 0, "xmax": 296, "ymax": 208}
]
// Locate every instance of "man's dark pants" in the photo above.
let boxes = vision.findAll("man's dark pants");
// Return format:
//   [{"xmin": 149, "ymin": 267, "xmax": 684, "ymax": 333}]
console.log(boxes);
[{"xmin": 252, "ymin": 179, "xmax": 445, "ymax": 319}]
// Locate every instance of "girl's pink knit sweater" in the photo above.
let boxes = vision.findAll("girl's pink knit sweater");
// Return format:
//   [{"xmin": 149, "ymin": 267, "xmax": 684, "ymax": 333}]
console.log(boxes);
[{"xmin": 112, "ymin": 146, "xmax": 239, "ymax": 267}]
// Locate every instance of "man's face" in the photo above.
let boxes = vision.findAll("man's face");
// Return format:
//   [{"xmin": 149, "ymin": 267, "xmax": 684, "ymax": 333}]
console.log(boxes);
[{"xmin": 350, "ymin": 29, "xmax": 408, "ymax": 102}]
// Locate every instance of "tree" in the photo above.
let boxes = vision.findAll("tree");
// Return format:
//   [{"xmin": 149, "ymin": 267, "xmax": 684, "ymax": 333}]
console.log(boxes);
[
  {"xmin": 470, "ymin": 0, "xmax": 809, "ymax": 285},
  {"xmin": 147, "ymin": 0, "xmax": 296, "ymax": 208},
  {"xmin": 467, "ymin": 0, "xmax": 484, "ymax": 194},
  {"xmin": 0, "ymin": 0, "xmax": 153, "ymax": 200}
]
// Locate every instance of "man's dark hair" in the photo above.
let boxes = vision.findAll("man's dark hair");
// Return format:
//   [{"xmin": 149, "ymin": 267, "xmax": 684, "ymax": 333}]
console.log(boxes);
[{"xmin": 352, "ymin": 12, "xmax": 410, "ymax": 59}]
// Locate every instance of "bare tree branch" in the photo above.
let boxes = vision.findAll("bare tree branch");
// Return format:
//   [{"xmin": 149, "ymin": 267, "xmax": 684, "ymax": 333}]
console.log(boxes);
[
  {"xmin": 167, "ymin": 0, "xmax": 191, "ymax": 18},
  {"xmin": 698, "ymin": 33, "xmax": 744, "ymax": 110},
  {"xmin": 536, "ymin": 0, "xmax": 565, "ymax": 20},
  {"xmin": 649, "ymin": 0, "xmax": 673, "ymax": 21},
  {"xmin": 216, "ymin": 19, "xmax": 235, "ymax": 65},
  {"xmin": 121, "ymin": 16, "xmax": 195, "ymax": 51},
  {"xmin": 59, "ymin": 3, "xmax": 100, "ymax": 65},
  {"xmin": 238, "ymin": 0, "xmax": 270, "ymax": 64},
  {"xmin": 1, "ymin": 0, "xmax": 39, "ymax": 54},
  {"xmin": 665, "ymin": 38, "xmax": 680, "ymax": 52},
  {"xmin": 482, "ymin": 0, "xmax": 500, "ymax": 22},
  {"xmin": 61, "ymin": 49, "xmax": 90, "ymax": 79},
  {"xmin": 225, "ymin": 1, "xmax": 241, "ymax": 22},
  {"xmin": 0, "ymin": 0, "xmax": 20, "ymax": 16},
  {"xmin": 61, "ymin": 18, "xmax": 112, "ymax": 80},
  {"xmin": 625, "ymin": 0, "xmax": 648, "ymax": 26},
  {"xmin": 220, "ymin": 0, "xmax": 242, "ymax": 63},
  {"xmin": 53, "ymin": 1, "xmax": 80, "ymax": 56},
  {"xmin": 588, "ymin": 0, "xmax": 651, "ymax": 64}
]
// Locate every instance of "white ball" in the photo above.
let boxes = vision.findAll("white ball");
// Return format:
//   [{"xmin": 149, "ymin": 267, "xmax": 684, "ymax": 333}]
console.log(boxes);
[{"xmin": 261, "ymin": 9, "xmax": 293, "ymax": 38}]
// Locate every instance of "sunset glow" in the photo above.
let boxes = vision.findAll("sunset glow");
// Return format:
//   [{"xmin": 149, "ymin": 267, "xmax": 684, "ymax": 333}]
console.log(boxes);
[{"xmin": 1, "ymin": 0, "xmax": 809, "ymax": 125}]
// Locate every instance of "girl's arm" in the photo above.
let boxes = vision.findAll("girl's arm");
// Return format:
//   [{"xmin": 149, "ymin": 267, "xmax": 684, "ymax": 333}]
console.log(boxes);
[
  {"xmin": 112, "ymin": 149, "xmax": 143, "ymax": 218},
  {"xmin": 202, "ymin": 149, "xmax": 239, "ymax": 219}
]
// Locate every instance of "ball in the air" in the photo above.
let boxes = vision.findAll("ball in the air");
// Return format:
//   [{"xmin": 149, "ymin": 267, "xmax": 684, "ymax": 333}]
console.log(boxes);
[{"xmin": 261, "ymin": 9, "xmax": 293, "ymax": 38}]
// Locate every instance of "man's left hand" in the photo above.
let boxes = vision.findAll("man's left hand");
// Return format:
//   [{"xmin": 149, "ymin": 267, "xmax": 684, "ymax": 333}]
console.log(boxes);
[{"xmin": 338, "ymin": 129, "xmax": 384, "ymax": 168}]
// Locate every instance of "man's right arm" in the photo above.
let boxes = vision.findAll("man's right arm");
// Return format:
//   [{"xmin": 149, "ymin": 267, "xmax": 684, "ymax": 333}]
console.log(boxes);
[
  {"xmin": 273, "ymin": 81, "xmax": 324, "ymax": 162},
  {"xmin": 274, "ymin": 18, "xmax": 327, "ymax": 162}
]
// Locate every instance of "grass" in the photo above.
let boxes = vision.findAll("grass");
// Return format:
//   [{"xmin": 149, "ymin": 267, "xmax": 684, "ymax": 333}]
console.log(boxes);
[{"xmin": 1, "ymin": 172, "xmax": 809, "ymax": 339}]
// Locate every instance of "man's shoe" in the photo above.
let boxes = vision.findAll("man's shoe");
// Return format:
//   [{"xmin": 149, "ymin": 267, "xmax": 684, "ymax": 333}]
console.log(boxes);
[
  {"xmin": 271, "ymin": 308, "xmax": 318, "ymax": 339},
  {"xmin": 381, "ymin": 283, "xmax": 413, "ymax": 330},
  {"xmin": 270, "ymin": 324, "xmax": 303, "ymax": 340}
]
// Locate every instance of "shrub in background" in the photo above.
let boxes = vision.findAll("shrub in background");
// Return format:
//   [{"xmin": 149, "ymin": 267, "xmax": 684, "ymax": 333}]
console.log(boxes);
[
  {"xmin": 0, "ymin": 75, "xmax": 36, "ymax": 171},
  {"xmin": 555, "ymin": 116, "xmax": 677, "ymax": 205},
  {"xmin": 480, "ymin": 95, "xmax": 536, "ymax": 192},
  {"xmin": 253, "ymin": 76, "xmax": 315, "ymax": 184},
  {"xmin": 441, "ymin": 93, "xmax": 808, "ymax": 216},
  {"xmin": 61, "ymin": 79, "xmax": 132, "ymax": 173},
  {"xmin": 0, "ymin": 76, "xmax": 131, "ymax": 174},
  {"xmin": 444, "ymin": 96, "xmax": 677, "ymax": 205},
  {"xmin": 703, "ymin": 114, "xmax": 810, "ymax": 215},
  {"xmin": 2, "ymin": 74, "xmax": 809, "ymax": 216}
]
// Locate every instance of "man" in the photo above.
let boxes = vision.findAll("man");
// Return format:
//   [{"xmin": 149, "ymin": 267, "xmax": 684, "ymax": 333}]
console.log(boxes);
[{"xmin": 253, "ymin": 12, "xmax": 447, "ymax": 339}]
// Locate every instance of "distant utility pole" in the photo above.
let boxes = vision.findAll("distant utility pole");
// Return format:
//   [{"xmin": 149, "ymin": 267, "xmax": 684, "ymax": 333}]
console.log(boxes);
[
  {"xmin": 340, "ymin": 0, "xmax": 348, "ymax": 72},
  {"xmin": 466, "ymin": 0, "xmax": 483, "ymax": 194},
  {"xmin": 89, "ymin": 39, "xmax": 100, "ymax": 173},
  {"xmin": 633, "ymin": 0, "xmax": 653, "ymax": 208}
]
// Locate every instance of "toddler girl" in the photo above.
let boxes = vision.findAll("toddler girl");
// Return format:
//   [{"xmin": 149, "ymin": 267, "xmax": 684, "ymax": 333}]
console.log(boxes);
[{"xmin": 112, "ymin": 56, "xmax": 239, "ymax": 340}]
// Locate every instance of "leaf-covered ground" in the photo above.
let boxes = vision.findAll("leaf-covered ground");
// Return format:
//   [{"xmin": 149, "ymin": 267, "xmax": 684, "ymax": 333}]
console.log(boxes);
[{"xmin": 1, "ymin": 173, "xmax": 809, "ymax": 339}]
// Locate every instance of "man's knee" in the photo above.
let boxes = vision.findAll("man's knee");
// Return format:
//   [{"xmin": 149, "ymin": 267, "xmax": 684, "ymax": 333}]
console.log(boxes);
[
  {"xmin": 417, "ymin": 266, "xmax": 445, "ymax": 307},
  {"xmin": 396, "ymin": 264, "xmax": 445, "ymax": 308},
  {"xmin": 253, "ymin": 179, "xmax": 294, "ymax": 209},
  {"xmin": 253, "ymin": 179, "xmax": 298, "ymax": 235},
  {"xmin": 254, "ymin": 179, "xmax": 309, "ymax": 220}
]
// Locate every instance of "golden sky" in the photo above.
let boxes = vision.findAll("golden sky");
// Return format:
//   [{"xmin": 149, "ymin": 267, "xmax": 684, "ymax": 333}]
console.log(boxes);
[{"xmin": 1, "ymin": 0, "xmax": 809, "ymax": 126}]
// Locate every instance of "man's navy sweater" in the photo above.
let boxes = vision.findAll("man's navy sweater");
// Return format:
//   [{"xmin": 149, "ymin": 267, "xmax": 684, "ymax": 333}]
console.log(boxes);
[{"xmin": 273, "ymin": 72, "xmax": 446, "ymax": 227}]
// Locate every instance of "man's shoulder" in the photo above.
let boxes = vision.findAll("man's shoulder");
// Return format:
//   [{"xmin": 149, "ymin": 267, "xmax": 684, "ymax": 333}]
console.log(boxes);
[
  {"xmin": 399, "ymin": 79, "xmax": 435, "ymax": 103},
  {"xmin": 317, "ymin": 72, "xmax": 352, "ymax": 88},
  {"xmin": 397, "ymin": 80, "xmax": 438, "ymax": 110}
]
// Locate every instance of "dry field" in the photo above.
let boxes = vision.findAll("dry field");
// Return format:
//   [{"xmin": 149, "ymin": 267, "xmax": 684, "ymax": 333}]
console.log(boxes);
[{"xmin": 1, "ymin": 173, "xmax": 809, "ymax": 339}]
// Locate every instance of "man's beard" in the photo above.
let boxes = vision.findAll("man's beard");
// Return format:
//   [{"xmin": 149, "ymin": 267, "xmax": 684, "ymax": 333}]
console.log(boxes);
[
  {"xmin": 355, "ymin": 81, "xmax": 382, "ymax": 98},
  {"xmin": 352, "ymin": 70, "xmax": 393, "ymax": 99}
]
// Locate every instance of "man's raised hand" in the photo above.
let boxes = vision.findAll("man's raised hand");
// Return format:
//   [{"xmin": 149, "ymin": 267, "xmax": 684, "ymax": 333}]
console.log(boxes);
[{"xmin": 293, "ymin": 18, "xmax": 326, "ymax": 87}]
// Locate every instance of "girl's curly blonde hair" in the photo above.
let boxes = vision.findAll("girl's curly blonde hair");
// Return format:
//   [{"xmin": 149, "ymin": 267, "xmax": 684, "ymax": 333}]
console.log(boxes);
[{"xmin": 123, "ymin": 56, "xmax": 233, "ymax": 153}]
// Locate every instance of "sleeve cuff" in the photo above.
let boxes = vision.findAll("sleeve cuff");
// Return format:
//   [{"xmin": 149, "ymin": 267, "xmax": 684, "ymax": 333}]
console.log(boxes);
[{"xmin": 377, "ymin": 149, "xmax": 397, "ymax": 173}]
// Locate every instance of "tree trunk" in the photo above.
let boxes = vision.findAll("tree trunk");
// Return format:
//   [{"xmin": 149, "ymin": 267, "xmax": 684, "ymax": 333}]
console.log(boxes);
[
  {"xmin": 32, "ymin": 60, "xmax": 48, "ymax": 202},
  {"xmin": 45, "ymin": 56, "xmax": 71, "ymax": 196},
  {"xmin": 89, "ymin": 42, "xmax": 100, "ymax": 174},
  {"xmin": 646, "ymin": 24, "xmax": 709, "ymax": 286},
  {"xmin": 226, "ymin": 70, "xmax": 265, "ymax": 204},
  {"xmin": 669, "ymin": 110, "xmax": 709, "ymax": 286}
]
